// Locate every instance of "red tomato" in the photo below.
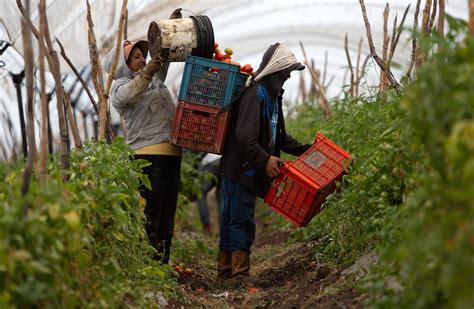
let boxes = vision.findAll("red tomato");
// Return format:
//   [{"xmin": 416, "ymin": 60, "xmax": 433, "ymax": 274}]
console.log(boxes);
[
  {"xmin": 241, "ymin": 64, "xmax": 253, "ymax": 74},
  {"xmin": 214, "ymin": 53, "xmax": 225, "ymax": 61}
]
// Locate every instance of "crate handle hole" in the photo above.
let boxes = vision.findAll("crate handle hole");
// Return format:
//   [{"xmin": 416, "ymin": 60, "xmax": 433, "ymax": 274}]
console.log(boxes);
[{"xmin": 192, "ymin": 110, "xmax": 212, "ymax": 117}]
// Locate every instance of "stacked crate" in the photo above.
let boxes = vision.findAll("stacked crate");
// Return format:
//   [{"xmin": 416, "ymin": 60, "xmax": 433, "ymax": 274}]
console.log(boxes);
[
  {"xmin": 264, "ymin": 133, "xmax": 352, "ymax": 227},
  {"xmin": 170, "ymin": 55, "xmax": 247, "ymax": 154}
]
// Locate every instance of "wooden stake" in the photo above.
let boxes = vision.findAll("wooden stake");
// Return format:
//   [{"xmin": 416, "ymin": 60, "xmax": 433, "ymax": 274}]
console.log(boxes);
[
  {"xmin": 344, "ymin": 33, "xmax": 355, "ymax": 97},
  {"xmin": 417, "ymin": 0, "xmax": 432, "ymax": 67},
  {"xmin": 86, "ymin": 0, "xmax": 106, "ymax": 140},
  {"xmin": 17, "ymin": 0, "xmax": 82, "ymax": 152},
  {"xmin": 380, "ymin": 3, "xmax": 390, "ymax": 93},
  {"xmin": 437, "ymin": 0, "xmax": 445, "ymax": 37},
  {"xmin": 38, "ymin": 0, "xmax": 48, "ymax": 179},
  {"xmin": 20, "ymin": 0, "xmax": 35, "ymax": 199},
  {"xmin": 406, "ymin": 0, "xmax": 422, "ymax": 80},
  {"xmin": 359, "ymin": 0, "xmax": 400, "ymax": 89},
  {"xmin": 421, "ymin": 0, "xmax": 433, "ymax": 33},
  {"xmin": 299, "ymin": 41, "xmax": 331, "ymax": 119},
  {"xmin": 428, "ymin": 0, "xmax": 438, "ymax": 33},
  {"xmin": 102, "ymin": 0, "xmax": 128, "ymax": 140},
  {"xmin": 37, "ymin": 0, "xmax": 70, "ymax": 177}
]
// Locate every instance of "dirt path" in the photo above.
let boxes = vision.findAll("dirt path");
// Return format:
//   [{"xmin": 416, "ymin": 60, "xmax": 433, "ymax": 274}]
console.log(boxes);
[{"xmin": 171, "ymin": 194, "xmax": 367, "ymax": 308}]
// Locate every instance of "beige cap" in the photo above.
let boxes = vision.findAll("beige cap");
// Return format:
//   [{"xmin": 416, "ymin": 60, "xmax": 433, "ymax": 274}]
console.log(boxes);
[{"xmin": 123, "ymin": 40, "xmax": 148, "ymax": 62}]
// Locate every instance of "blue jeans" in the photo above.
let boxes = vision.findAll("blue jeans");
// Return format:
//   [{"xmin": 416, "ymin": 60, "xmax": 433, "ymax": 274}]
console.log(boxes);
[{"xmin": 219, "ymin": 175, "xmax": 257, "ymax": 253}]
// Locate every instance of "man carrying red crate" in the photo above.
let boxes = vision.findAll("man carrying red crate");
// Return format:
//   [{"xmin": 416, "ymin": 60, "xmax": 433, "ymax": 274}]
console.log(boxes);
[{"xmin": 218, "ymin": 43, "xmax": 312, "ymax": 286}]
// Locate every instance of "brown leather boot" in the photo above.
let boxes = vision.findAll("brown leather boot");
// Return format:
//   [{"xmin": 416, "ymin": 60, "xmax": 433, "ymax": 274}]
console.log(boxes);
[
  {"xmin": 216, "ymin": 251, "xmax": 231, "ymax": 282},
  {"xmin": 230, "ymin": 250, "xmax": 252, "ymax": 287}
]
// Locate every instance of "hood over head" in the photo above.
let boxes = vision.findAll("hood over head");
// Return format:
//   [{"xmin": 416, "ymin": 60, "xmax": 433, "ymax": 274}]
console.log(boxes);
[
  {"xmin": 251, "ymin": 43, "xmax": 305, "ymax": 99},
  {"xmin": 103, "ymin": 40, "xmax": 148, "ymax": 80}
]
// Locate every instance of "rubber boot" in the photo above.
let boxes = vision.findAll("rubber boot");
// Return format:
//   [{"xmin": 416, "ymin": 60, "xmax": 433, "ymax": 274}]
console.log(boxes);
[
  {"xmin": 230, "ymin": 250, "xmax": 253, "ymax": 287},
  {"xmin": 155, "ymin": 236, "xmax": 172, "ymax": 264},
  {"xmin": 216, "ymin": 251, "xmax": 232, "ymax": 283}
]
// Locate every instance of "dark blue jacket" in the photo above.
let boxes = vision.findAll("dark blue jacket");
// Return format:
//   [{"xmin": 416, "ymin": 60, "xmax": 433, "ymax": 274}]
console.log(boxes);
[{"xmin": 221, "ymin": 83, "xmax": 310, "ymax": 198}]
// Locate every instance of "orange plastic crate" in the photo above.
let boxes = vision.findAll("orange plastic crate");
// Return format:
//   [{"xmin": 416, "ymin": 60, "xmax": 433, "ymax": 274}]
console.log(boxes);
[
  {"xmin": 264, "ymin": 133, "xmax": 352, "ymax": 227},
  {"xmin": 170, "ymin": 101, "xmax": 230, "ymax": 154}
]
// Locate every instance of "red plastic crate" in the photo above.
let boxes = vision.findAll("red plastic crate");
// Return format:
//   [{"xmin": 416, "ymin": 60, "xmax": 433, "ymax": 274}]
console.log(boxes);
[
  {"xmin": 170, "ymin": 101, "xmax": 230, "ymax": 154},
  {"xmin": 264, "ymin": 133, "xmax": 352, "ymax": 227}
]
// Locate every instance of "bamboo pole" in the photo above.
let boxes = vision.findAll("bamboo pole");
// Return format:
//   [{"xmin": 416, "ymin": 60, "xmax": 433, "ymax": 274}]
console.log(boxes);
[
  {"xmin": 344, "ymin": 33, "xmax": 355, "ymax": 96},
  {"xmin": 359, "ymin": 0, "xmax": 400, "ymax": 89},
  {"xmin": 299, "ymin": 41, "xmax": 331, "ymax": 119},
  {"xmin": 38, "ymin": 0, "xmax": 48, "ymax": 179},
  {"xmin": 406, "ymin": 0, "xmax": 422, "ymax": 80},
  {"xmin": 20, "ymin": 0, "xmax": 35, "ymax": 199}
]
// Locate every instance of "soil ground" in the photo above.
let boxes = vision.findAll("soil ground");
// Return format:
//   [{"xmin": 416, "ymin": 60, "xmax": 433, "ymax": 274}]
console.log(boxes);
[{"xmin": 170, "ymin": 189, "xmax": 367, "ymax": 308}]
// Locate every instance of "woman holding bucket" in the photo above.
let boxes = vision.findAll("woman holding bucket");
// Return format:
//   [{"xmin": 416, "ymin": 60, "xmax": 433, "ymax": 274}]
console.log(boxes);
[{"xmin": 103, "ymin": 9, "xmax": 182, "ymax": 264}]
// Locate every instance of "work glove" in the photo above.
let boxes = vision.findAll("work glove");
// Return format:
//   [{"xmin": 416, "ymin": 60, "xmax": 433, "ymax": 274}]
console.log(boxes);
[
  {"xmin": 169, "ymin": 8, "xmax": 182, "ymax": 19},
  {"xmin": 144, "ymin": 58, "xmax": 162, "ymax": 75}
]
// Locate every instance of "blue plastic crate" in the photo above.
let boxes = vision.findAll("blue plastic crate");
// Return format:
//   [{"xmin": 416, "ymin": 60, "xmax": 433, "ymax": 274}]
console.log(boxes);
[{"xmin": 178, "ymin": 55, "xmax": 247, "ymax": 107}]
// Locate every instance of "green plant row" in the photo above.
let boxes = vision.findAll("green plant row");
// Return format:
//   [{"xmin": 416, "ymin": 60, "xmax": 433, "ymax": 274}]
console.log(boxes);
[
  {"xmin": 285, "ymin": 34, "xmax": 474, "ymax": 307},
  {"xmin": 0, "ymin": 138, "xmax": 178, "ymax": 307}
]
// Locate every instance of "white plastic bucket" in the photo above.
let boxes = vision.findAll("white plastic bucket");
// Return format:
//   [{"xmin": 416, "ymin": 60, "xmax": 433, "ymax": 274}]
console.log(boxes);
[{"xmin": 147, "ymin": 15, "xmax": 214, "ymax": 62}]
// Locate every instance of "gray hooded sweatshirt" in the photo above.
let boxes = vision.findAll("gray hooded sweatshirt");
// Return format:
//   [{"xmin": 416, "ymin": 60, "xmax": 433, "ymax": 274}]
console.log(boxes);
[{"xmin": 103, "ymin": 41, "xmax": 177, "ymax": 151}]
